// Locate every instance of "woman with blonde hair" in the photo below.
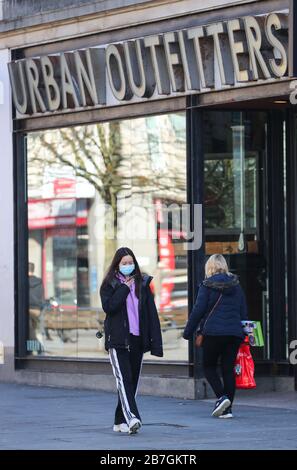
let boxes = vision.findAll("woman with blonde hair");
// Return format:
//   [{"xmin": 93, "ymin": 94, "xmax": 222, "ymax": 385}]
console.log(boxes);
[{"xmin": 183, "ymin": 254, "xmax": 248, "ymax": 418}]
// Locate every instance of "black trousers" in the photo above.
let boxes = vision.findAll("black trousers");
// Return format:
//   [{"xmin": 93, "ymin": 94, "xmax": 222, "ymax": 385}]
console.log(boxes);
[
  {"xmin": 203, "ymin": 335, "xmax": 242, "ymax": 404},
  {"xmin": 109, "ymin": 334, "xmax": 143, "ymax": 425}
]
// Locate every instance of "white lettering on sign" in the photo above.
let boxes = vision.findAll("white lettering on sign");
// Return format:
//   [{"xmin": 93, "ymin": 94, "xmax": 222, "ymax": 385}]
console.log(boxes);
[{"xmin": 7, "ymin": 11, "xmax": 289, "ymax": 118}]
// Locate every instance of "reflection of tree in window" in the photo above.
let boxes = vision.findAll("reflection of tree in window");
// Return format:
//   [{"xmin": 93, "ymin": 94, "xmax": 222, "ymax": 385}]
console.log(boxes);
[
  {"xmin": 28, "ymin": 115, "xmax": 186, "ymax": 270},
  {"xmin": 27, "ymin": 114, "xmax": 188, "ymax": 360},
  {"xmin": 205, "ymin": 155, "xmax": 257, "ymax": 231}
]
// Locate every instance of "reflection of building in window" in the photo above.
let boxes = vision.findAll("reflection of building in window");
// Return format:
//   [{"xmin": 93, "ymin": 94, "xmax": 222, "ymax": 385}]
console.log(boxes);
[{"xmin": 27, "ymin": 113, "xmax": 188, "ymax": 360}]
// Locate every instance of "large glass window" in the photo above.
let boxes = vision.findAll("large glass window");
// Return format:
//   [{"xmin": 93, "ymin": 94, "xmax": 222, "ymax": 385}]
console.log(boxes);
[
  {"xmin": 203, "ymin": 111, "xmax": 269, "ymax": 360},
  {"xmin": 26, "ymin": 113, "xmax": 188, "ymax": 360}
]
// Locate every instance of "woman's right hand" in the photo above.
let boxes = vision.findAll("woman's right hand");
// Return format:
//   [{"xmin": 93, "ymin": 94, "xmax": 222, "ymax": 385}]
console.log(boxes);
[{"xmin": 124, "ymin": 277, "xmax": 134, "ymax": 288}]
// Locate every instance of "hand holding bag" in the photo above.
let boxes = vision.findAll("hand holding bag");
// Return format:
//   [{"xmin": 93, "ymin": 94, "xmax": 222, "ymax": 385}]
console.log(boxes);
[{"xmin": 195, "ymin": 293, "xmax": 222, "ymax": 348}]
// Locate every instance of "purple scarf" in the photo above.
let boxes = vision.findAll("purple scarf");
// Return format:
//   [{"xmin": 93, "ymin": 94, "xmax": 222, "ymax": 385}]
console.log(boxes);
[{"xmin": 117, "ymin": 273, "xmax": 140, "ymax": 336}]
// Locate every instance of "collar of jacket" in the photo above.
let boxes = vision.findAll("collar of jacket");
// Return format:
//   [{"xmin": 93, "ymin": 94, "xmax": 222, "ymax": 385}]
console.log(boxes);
[
  {"xmin": 202, "ymin": 274, "xmax": 239, "ymax": 290},
  {"xmin": 110, "ymin": 274, "xmax": 153, "ymax": 289}
]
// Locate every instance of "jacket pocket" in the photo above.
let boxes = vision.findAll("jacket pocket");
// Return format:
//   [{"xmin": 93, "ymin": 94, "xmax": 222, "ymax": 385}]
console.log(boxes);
[{"xmin": 108, "ymin": 312, "xmax": 129, "ymax": 346}]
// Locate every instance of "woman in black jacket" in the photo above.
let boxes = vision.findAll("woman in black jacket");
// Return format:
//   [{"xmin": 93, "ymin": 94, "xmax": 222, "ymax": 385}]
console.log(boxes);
[
  {"xmin": 183, "ymin": 254, "xmax": 248, "ymax": 419},
  {"xmin": 100, "ymin": 247, "xmax": 163, "ymax": 434}
]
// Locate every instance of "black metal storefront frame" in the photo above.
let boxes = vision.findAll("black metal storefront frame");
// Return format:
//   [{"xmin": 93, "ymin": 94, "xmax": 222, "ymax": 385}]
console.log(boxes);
[
  {"xmin": 11, "ymin": 0, "xmax": 297, "ymax": 382},
  {"xmin": 13, "ymin": 100, "xmax": 297, "ymax": 388},
  {"xmin": 13, "ymin": 94, "xmax": 193, "ymax": 376},
  {"xmin": 186, "ymin": 102, "xmax": 297, "ymax": 386},
  {"xmin": 286, "ymin": 110, "xmax": 297, "ymax": 390}
]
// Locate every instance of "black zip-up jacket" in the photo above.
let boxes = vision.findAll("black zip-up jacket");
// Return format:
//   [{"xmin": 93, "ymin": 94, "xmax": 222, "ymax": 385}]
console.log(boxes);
[{"xmin": 100, "ymin": 274, "xmax": 163, "ymax": 357}]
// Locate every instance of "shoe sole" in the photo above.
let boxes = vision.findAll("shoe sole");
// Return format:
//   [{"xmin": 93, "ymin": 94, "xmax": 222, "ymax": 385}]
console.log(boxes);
[
  {"xmin": 129, "ymin": 422, "xmax": 141, "ymax": 435},
  {"xmin": 218, "ymin": 414, "xmax": 233, "ymax": 419},
  {"xmin": 212, "ymin": 399, "xmax": 231, "ymax": 417}
]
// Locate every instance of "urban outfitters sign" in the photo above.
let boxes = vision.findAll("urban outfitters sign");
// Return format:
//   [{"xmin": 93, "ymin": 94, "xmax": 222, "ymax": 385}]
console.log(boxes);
[{"xmin": 8, "ymin": 11, "xmax": 289, "ymax": 118}]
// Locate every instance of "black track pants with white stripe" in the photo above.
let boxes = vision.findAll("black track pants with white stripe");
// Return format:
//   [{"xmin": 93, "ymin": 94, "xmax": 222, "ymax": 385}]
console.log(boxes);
[{"xmin": 109, "ymin": 334, "xmax": 143, "ymax": 425}]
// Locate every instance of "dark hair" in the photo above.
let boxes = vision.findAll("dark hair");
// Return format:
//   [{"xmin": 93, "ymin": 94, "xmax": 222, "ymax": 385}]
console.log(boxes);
[{"xmin": 101, "ymin": 247, "xmax": 142, "ymax": 298}]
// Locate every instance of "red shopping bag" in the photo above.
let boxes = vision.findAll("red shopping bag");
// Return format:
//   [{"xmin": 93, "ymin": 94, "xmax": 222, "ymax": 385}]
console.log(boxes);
[{"xmin": 234, "ymin": 338, "xmax": 256, "ymax": 389}]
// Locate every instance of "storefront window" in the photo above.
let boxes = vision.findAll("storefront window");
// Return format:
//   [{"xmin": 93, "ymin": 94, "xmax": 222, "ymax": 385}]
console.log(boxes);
[
  {"xmin": 204, "ymin": 111, "xmax": 270, "ymax": 360},
  {"xmin": 26, "ymin": 113, "xmax": 187, "ymax": 360}
]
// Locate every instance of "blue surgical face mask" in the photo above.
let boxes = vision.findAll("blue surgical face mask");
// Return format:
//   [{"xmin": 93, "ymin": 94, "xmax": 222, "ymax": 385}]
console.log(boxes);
[{"xmin": 119, "ymin": 264, "xmax": 135, "ymax": 276}]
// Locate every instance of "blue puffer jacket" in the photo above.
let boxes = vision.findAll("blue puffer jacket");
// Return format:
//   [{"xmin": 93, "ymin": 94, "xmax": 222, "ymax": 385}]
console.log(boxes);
[{"xmin": 183, "ymin": 273, "xmax": 248, "ymax": 340}]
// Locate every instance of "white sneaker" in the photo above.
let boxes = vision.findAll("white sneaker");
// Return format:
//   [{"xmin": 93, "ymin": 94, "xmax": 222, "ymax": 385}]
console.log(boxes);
[
  {"xmin": 212, "ymin": 396, "xmax": 231, "ymax": 417},
  {"xmin": 128, "ymin": 418, "xmax": 142, "ymax": 435},
  {"xmin": 113, "ymin": 423, "xmax": 129, "ymax": 433},
  {"xmin": 218, "ymin": 407, "xmax": 233, "ymax": 419}
]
